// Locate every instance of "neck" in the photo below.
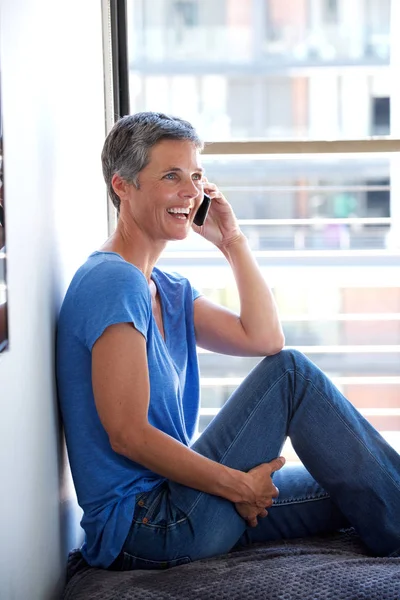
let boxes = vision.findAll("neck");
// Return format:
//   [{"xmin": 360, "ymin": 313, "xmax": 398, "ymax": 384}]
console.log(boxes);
[{"xmin": 101, "ymin": 222, "xmax": 167, "ymax": 282}]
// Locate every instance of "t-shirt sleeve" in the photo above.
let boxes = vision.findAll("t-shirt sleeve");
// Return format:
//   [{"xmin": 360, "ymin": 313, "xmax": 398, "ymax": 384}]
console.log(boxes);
[
  {"xmin": 167, "ymin": 269, "xmax": 202, "ymax": 302},
  {"xmin": 191, "ymin": 285, "xmax": 202, "ymax": 302},
  {"xmin": 73, "ymin": 261, "xmax": 151, "ymax": 351}
]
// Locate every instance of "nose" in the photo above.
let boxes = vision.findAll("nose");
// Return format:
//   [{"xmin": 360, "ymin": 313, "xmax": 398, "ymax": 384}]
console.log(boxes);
[{"xmin": 179, "ymin": 177, "xmax": 202, "ymax": 199}]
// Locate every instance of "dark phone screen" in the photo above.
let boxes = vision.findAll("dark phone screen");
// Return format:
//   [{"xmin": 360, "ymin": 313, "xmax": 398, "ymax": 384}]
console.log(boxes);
[{"xmin": 193, "ymin": 194, "xmax": 211, "ymax": 226}]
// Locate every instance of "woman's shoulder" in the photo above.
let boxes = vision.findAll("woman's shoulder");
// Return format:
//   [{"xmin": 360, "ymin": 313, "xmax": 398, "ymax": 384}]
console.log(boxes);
[
  {"xmin": 152, "ymin": 267, "xmax": 200, "ymax": 303},
  {"xmin": 152, "ymin": 266, "xmax": 189, "ymax": 287},
  {"xmin": 79, "ymin": 251, "xmax": 147, "ymax": 286},
  {"xmin": 65, "ymin": 251, "xmax": 150, "ymax": 307}
]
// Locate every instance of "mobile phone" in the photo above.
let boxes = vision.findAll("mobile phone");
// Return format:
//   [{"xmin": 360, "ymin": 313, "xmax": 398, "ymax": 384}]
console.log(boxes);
[{"xmin": 193, "ymin": 194, "xmax": 211, "ymax": 226}]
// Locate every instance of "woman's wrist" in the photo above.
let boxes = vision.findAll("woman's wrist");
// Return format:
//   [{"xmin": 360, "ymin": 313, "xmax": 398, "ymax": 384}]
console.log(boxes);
[
  {"xmin": 217, "ymin": 231, "xmax": 248, "ymax": 256},
  {"xmin": 217, "ymin": 465, "xmax": 254, "ymax": 504}
]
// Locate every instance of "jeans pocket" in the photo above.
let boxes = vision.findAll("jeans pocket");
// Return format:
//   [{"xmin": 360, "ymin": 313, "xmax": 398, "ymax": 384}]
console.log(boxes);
[
  {"xmin": 134, "ymin": 483, "xmax": 170, "ymax": 525},
  {"xmin": 120, "ymin": 551, "xmax": 191, "ymax": 571},
  {"xmin": 135, "ymin": 482, "xmax": 166, "ymax": 511}
]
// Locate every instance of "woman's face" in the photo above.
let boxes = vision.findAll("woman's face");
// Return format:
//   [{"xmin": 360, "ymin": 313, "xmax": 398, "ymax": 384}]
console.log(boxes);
[{"xmin": 120, "ymin": 139, "xmax": 204, "ymax": 242}]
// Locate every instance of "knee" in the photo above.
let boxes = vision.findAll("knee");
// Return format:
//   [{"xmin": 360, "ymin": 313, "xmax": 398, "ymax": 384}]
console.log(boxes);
[{"xmin": 262, "ymin": 348, "xmax": 309, "ymax": 371}]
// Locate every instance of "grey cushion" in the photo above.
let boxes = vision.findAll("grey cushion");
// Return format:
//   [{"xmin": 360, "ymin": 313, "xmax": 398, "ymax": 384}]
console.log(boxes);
[{"xmin": 63, "ymin": 529, "xmax": 400, "ymax": 600}]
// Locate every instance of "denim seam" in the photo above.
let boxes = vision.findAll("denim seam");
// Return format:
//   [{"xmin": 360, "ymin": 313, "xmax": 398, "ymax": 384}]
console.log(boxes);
[
  {"xmin": 273, "ymin": 492, "xmax": 330, "ymax": 506},
  {"xmin": 122, "ymin": 551, "xmax": 190, "ymax": 567},
  {"xmin": 218, "ymin": 369, "xmax": 290, "ymax": 467},
  {"xmin": 132, "ymin": 515, "xmax": 188, "ymax": 530},
  {"xmin": 293, "ymin": 369, "xmax": 400, "ymax": 495}
]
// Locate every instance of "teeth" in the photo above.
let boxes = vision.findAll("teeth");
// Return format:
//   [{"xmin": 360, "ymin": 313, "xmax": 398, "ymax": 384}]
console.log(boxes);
[{"xmin": 167, "ymin": 208, "xmax": 190, "ymax": 214}]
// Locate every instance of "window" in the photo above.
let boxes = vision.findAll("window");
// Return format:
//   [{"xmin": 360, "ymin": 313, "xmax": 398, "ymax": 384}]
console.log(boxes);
[
  {"xmin": 372, "ymin": 97, "xmax": 390, "ymax": 136},
  {"xmin": 366, "ymin": 177, "xmax": 390, "ymax": 217},
  {"xmin": 126, "ymin": 0, "xmax": 400, "ymax": 459},
  {"xmin": 173, "ymin": 1, "xmax": 199, "ymax": 27},
  {"xmin": 323, "ymin": 0, "xmax": 338, "ymax": 23}
]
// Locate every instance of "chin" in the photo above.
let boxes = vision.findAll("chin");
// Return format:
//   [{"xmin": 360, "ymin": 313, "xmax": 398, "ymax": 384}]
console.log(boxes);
[
  {"xmin": 167, "ymin": 225, "xmax": 190, "ymax": 242},
  {"xmin": 169, "ymin": 231, "xmax": 189, "ymax": 242}
]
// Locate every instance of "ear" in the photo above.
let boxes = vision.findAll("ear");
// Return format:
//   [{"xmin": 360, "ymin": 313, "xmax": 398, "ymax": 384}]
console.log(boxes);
[{"xmin": 111, "ymin": 174, "xmax": 133, "ymax": 201}]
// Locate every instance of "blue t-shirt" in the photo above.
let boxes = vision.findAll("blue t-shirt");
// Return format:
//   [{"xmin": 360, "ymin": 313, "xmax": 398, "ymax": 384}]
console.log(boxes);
[{"xmin": 56, "ymin": 251, "xmax": 201, "ymax": 568}]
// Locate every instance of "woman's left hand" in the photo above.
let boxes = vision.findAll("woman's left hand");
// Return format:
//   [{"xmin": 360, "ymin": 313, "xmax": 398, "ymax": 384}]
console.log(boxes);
[
  {"xmin": 235, "ymin": 501, "xmax": 270, "ymax": 527},
  {"xmin": 192, "ymin": 178, "xmax": 243, "ymax": 249}
]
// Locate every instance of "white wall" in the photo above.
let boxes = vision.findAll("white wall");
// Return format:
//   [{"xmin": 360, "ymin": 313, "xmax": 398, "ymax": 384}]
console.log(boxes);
[{"xmin": 0, "ymin": 1, "xmax": 109, "ymax": 598}]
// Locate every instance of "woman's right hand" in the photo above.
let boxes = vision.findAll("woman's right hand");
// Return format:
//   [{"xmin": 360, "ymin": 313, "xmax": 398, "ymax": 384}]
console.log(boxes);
[{"xmin": 235, "ymin": 457, "xmax": 285, "ymax": 527}]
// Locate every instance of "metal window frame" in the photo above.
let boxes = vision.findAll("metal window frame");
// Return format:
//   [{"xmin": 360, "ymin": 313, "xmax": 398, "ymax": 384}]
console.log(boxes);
[
  {"xmin": 101, "ymin": 0, "xmax": 130, "ymax": 127},
  {"xmin": 102, "ymin": 0, "xmax": 131, "ymax": 232},
  {"xmin": 202, "ymin": 139, "xmax": 400, "ymax": 155},
  {"xmin": 110, "ymin": 0, "xmax": 130, "ymax": 119}
]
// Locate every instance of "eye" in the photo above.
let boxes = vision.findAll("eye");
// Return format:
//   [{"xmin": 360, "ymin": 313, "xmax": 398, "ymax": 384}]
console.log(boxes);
[
  {"xmin": 192, "ymin": 173, "xmax": 202, "ymax": 181},
  {"xmin": 164, "ymin": 173, "xmax": 177, "ymax": 180}
]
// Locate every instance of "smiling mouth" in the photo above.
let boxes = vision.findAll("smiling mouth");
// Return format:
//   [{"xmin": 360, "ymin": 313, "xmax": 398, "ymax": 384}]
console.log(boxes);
[{"xmin": 167, "ymin": 209, "xmax": 190, "ymax": 220}]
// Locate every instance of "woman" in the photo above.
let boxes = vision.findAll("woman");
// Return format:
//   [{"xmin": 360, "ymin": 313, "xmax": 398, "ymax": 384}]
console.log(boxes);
[{"xmin": 57, "ymin": 112, "xmax": 400, "ymax": 571}]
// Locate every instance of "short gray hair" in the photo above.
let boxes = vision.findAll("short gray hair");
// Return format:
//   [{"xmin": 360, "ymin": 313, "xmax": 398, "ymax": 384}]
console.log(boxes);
[{"xmin": 101, "ymin": 112, "xmax": 204, "ymax": 212}]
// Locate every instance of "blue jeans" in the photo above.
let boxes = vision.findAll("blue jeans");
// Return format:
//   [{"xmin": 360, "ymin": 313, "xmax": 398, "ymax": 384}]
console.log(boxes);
[{"xmin": 113, "ymin": 350, "xmax": 400, "ymax": 570}]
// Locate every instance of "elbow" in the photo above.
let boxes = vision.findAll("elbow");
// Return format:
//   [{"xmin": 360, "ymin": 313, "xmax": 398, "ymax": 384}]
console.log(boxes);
[
  {"xmin": 268, "ymin": 337, "xmax": 285, "ymax": 355},
  {"xmin": 263, "ymin": 331, "xmax": 285, "ymax": 356},
  {"xmin": 248, "ymin": 331, "xmax": 285, "ymax": 357},
  {"xmin": 109, "ymin": 432, "xmax": 132, "ymax": 458},
  {"xmin": 109, "ymin": 424, "xmax": 148, "ymax": 461},
  {"xmin": 267, "ymin": 340, "xmax": 285, "ymax": 356}
]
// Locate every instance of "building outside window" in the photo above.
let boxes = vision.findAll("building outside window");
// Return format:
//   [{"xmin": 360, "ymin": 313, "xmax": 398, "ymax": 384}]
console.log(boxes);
[
  {"xmin": 125, "ymin": 0, "xmax": 400, "ymax": 460},
  {"xmin": 173, "ymin": 1, "xmax": 199, "ymax": 27},
  {"xmin": 372, "ymin": 97, "xmax": 390, "ymax": 135}
]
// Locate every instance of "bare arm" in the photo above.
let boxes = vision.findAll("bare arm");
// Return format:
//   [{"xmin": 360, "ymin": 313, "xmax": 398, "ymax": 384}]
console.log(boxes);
[
  {"xmin": 193, "ymin": 182, "xmax": 285, "ymax": 356},
  {"xmin": 92, "ymin": 322, "xmax": 284, "ymax": 507}
]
